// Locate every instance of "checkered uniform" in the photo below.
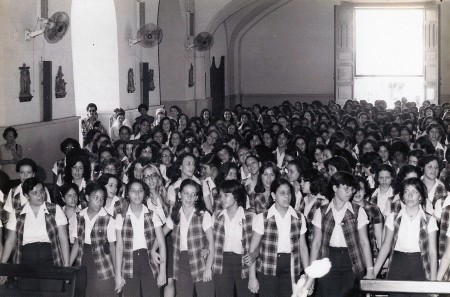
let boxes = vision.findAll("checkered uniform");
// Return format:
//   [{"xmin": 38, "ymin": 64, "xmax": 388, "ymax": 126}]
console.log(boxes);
[
  {"xmin": 75, "ymin": 213, "xmax": 114, "ymax": 280},
  {"xmin": 439, "ymin": 203, "xmax": 450, "ymax": 280},
  {"xmin": 256, "ymin": 209, "xmax": 303, "ymax": 276},
  {"xmin": 14, "ymin": 202, "xmax": 64, "ymax": 266},
  {"xmin": 121, "ymin": 209, "xmax": 159, "ymax": 278},
  {"xmin": 212, "ymin": 209, "xmax": 254, "ymax": 278},
  {"xmin": 254, "ymin": 192, "xmax": 270, "ymax": 214},
  {"xmin": 172, "ymin": 211, "xmax": 208, "ymax": 282},
  {"xmin": 388, "ymin": 196, "xmax": 403, "ymax": 215},
  {"xmin": 363, "ymin": 201, "xmax": 383, "ymax": 258},
  {"xmin": 318, "ymin": 203, "xmax": 366, "ymax": 276},
  {"xmin": 387, "ymin": 212, "xmax": 432, "ymax": 280},
  {"xmin": 299, "ymin": 195, "xmax": 326, "ymax": 250}
]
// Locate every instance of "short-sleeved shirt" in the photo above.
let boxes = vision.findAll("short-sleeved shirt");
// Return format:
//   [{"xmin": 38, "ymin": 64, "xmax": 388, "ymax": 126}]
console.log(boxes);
[
  {"xmin": 312, "ymin": 201, "xmax": 369, "ymax": 247},
  {"xmin": 4, "ymin": 184, "xmax": 52, "ymax": 213},
  {"xmin": 72, "ymin": 208, "xmax": 116, "ymax": 244},
  {"xmin": 386, "ymin": 208, "xmax": 438, "ymax": 253},
  {"xmin": 167, "ymin": 177, "xmax": 201, "ymax": 204},
  {"xmin": 116, "ymin": 205, "xmax": 162, "ymax": 251},
  {"xmin": 166, "ymin": 209, "xmax": 212, "ymax": 251},
  {"xmin": 253, "ymin": 204, "xmax": 307, "ymax": 253},
  {"xmin": 7, "ymin": 202, "xmax": 67, "ymax": 245},
  {"xmin": 213, "ymin": 206, "xmax": 249, "ymax": 254}
]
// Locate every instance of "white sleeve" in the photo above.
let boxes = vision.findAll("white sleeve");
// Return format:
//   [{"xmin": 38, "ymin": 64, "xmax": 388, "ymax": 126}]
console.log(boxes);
[
  {"xmin": 115, "ymin": 214, "xmax": 124, "ymax": 230},
  {"xmin": 385, "ymin": 213, "xmax": 395, "ymax": 231},
  {"xmin": 311, "ymin": 208, "xmax": 322, "ymax": 229},
  {"xmin": 107, "ymin": 218, "xmax": 117, "ymax": 242},
  {"xmin": 5, "ymin": 211, "xmax": 16, "ymax": 231},
  {"xmin": 55, "ymin": 205, "xmax": 68, "ymax": 226},
  {"xmin": 165, "ymin": 216, "xmax": 174, "ymax": 230},
  {"xmin": 167, "ymin": 185, "xmax": 176, "ymax": 204},
  {"xmin": 357, "ymin": 207, "xmax": 369, "ymax": 229},
  {"xmin": 202, "ymin": 212, "xmax": 213, "ymax": 231},
  {"xmin": 300, "ymin": 213, "xmax": 307, "ymax": 235},
  {"xmin": 428, "ymin": 217, "xmax": 438, "ymax": 233},
  {"xmin": 152, "ymin": 213, "xmax": 163, "ymax": 228},
  {"xmin": 3, "ymin": 190, "xmax": 13, "ymax": 213},
  {"xmin": 252, "ymin": 213, "xmax": 265, "ymax": 235}
]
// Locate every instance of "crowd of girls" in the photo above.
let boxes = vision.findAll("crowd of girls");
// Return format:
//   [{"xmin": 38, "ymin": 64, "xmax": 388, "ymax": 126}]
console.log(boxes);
[{"xmin": 2, "ymin": 98, "xmax": 450, "ymax": 296}]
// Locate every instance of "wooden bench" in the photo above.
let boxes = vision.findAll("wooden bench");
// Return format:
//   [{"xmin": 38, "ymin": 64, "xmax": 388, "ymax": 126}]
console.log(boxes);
[
  {"xmin": 0, "ymin": 264, "xmax": 86, "ymax": 297},
  {"xmin": 360, "ymin": 279, "xmax": 450, "ymax": 296}
]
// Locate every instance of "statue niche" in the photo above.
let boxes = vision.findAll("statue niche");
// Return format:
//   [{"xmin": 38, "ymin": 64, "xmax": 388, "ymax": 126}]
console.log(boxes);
[
  {"xmin": 19, "ymin": 63, "xmax": 33, "ymax": 102},
  {"xmin": 55, "ymin": 66, "xmax": 67, "ymax": 98}
]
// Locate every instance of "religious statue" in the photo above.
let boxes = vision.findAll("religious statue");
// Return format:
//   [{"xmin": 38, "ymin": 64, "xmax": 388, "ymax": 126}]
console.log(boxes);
[
  {"xmin": 149, "ymin": 69, "xmax": 155, "ymax": 91},
  {"xmin": 19, "ymin": 63, "xmax": 33, "ymax": 102},
  {"xmin": 127, "ymin": 68, "xmax": 135, "ymax": 93},
  {"xmin": 55, "ymin": 66, "xmax": 67, "ymax": 98},
  {"xmin": 188, "ymin": 63, "xmax": 194, "ymax": 87}
]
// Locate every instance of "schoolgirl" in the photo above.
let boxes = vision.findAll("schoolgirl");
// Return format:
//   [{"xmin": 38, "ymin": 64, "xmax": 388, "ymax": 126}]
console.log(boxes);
[
  {"xmin": 353, "ymin": 176, "xmax": 383, "ymax": 260},
  {"xmin": 374, "ymin": 178, "xmax": 438, "ymax": 296},
  {"xmin": 1, "ymin": 177, "xmax": 70, "ymax": 291},
  {"xmin": 274, "ymin": 130, "xmax": 291, "ymax": 169},
  {"xmin": 285, "ymin": 159, "xmax": 303, "ymax": 210},
  {"xmin": 243, "ymin": 155, "xmax": 260, "ymax": 196},
  {"xmin": 310, "ymin": 171, "xmax": 374, "ymax": 297},
  {"xmin": 252, "ymin": 162, "xmax": 279, "ymax": 214},
  {"xmin": 69, "ymin": 182, "xmax": 117, "ymax": 297},
  {"xmin": 64, "ymin": 152, "xmax": 91, "ymax": 208},
  {"xmin": 167, "ymin": 153, "xmax": 202, "ymax": 207},
  {"xmin": 115, "ymin": 180, "xmax": 166, "ymax": 296},
  {"xmin": 3, "ymin": 158, "xmax": 51, "ymax": 222},
  {"xmin": 249, "ymin": 178, "xmax": 309, "ymax": 297},
  {"xmin": 59, "ymin": 183, "xmax": 81, "ymax": 245},
  {"xmin": 437, "ymin": 175, "xmax": 450, "ymax": 280},
  {"xmin": 212, "ymin": 180, "xmax": 255, "ymax": 297},
  {"xmin": 200, "ymin": 153, "xmax": 221, "ymax": 212},
  {"xmin": 419, "ymin": 155, "xmax": 446, "ymax": 218},
  {"xmin": 97, "ymin": 173, "xmax": 123, "ymax": 219},
  {"xmin": 164, "ymin": 179, "xmax": 215, "ymax": 297},
  {"xmin": 299, "ymin": 168, "xmax": 329, "ymax": 249},
  {"xmin": 370, "ymin": 164, "xmax": 395, "ymax": 217}
]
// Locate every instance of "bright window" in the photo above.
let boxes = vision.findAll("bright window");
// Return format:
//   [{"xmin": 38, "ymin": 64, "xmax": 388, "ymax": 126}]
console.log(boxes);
[{"xmin": 354, "ymin": 8, "xmax": 424, "ymax": 107}]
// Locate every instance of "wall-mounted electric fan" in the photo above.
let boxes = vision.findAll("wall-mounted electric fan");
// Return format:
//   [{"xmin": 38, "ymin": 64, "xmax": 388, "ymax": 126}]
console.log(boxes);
[
  {"xmin": 25, "ymin": 11, "xmax": 70, "ymax": 43},
  {"xmin": 186, "ymin": 32, "xmax": 214, "ymax": 52},
  {"xmin": 129, "ymin": 23, "xmax": 163, "ymax": 48}
]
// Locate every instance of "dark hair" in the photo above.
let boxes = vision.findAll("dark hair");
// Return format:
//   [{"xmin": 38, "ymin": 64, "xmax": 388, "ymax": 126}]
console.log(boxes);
[
  {"xmin": 86, "ymin": 103, "xmax": 97, "ymax": 111},
  {"xmin": 138, "ymin": 103, "xmax": 149, "ymax": 112},
  {"xmin": 22, "ymin": 177, "xmax": 43, "ymax": 195},
  {"xmin": 399, "ymin": 177, "xmax": 427, "ymax": 206},
  {"xmin": 100, "ymin": 157, "xmax": 122, "ymax": 177},
  {"xmin": 374, "ymin": 164, "xmax": 395, "ymax": 187},
  {"xmin": 354, "ymin": 175, "xmax": 371, "ymax": 200},
  {"xmin": 254, "ymin": 161, "xmax": 279, "ymax": 194},
  {"xmin": 85, "ymin": 182, "xmax": 107, "ymax": 206},
  {"xmin": 16, "ymin": 158, "xmax": 37, "ymax": 173},
  {"xmin": 60, "ymin": 138, "xmax": 81, "ymax": 154},
  {"xmin": 3, "ymin": 126, "xmax": 18, "ymax": 139},
  {"xmin": 326, "ymin": 171, "xmax": 358, "ymax": 199},
  {"xmin": 418, "ymin": 154, "xmax": 441, "ymax": 173},
  {"xmin": 59, "ymin": 182, "xmax": 80, "ymax": 197},
  {"xmin": 97, "ymin": 173, "xmax": 121, "ymax": 196},
  {"xmin": 408, "ymin": 149, "xmax": 425, "ymax": 160},
  {"xmin": 127, "ymin": 157, "xmax": 152, "ymax": 182},
  {"xmin": 119, "ymin": 125, "xmax": 132, "ymax": 136},
  {"xmin": 64, "ymin": 151, "xmax": 91, "ymax": 183},
  {"xmin": 414, "ymin": 135, "xmax": 435, "ymax": 154},
  {"xmin": 268, "ymin": 178, "xmax": 296, "ymax": 208},
  {"xmin": 393, "ymin": 165, "xmax": 421, "ymax": 195},
  {"xmin": 215, "ymin": 162, "xmax": 241, "ymax": 187},
  {"xmin": 300, "ymin": 169, "xmax": 327, "ymax": 196},
  {"xmin": 218, "ymin": 180, "xmax": 247, "ymax": 208},
  {"xmin": 359, "ymin": 152, "xmax": 383, "ymax": 174},
  {"xmin": 125, "ymin": 179, "xmax": 150, "ymax": 203},
  {"xmin": 324, "ymin": 156, "xmax": 352, "ymax": 174},
  {"xmin": 171, "ymin": 179, "xmax": 208, "ymax": 225}
]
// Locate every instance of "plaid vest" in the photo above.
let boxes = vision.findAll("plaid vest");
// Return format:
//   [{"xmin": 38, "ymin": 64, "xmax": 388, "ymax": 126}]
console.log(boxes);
[
  {"xmin": 388, "ymin": 196, "xmax": 403, "ymax": 215},
  {"xmin": 212, "ymin": 209, "xmax": 254, "ymax": 278},
  {"xmin": 14, "ymin": 202, "xmax": 64, "ymax": 266},
  {"xmin": 388, "ymin": 212, "xmax": 432, "ymax": 280},
  {"xmin": 299, "ymin": 195, "xmax": 326, "ymax": 250},
  {"xmin": 56, "ymin": 158, "xmax": 66, "ymax": 182},
  {"xmin": 256, "ymin": 209, "xmax": 303, "ymax": 276},
  {"xmin": 319, "ymin": 203, "xmax": 366, "ymax": 276},
  {"xmin": 78, "ymin": 188, "xmax": 88, "ymax": 210},
  {"xmin": 439, "ymin": 205, "xmax": 450, "ymax": 280},
  {"xmin": 12, "ymin": 186, "xmax": 22, "ymax": 211},
  {"xmin": 363, "ymin": 202, "xmax": 383, "ymax": 258},
  {"xmin": 369, "ymin": 187, "xmax": 394, "ymax": 211},
  {"xmin": 254, "ymin": 192, "xmax": 270, "ymax": 214},
  {"xmin": 121, "ymin": 209, "xmax": 159, "ymax": 278},
  {"xmin": 75, "ymin": 212, "xmax": 114, "ymax": 280},
  {"xmin": 173, "ymin": 211, "xmax": 208, "ymax": 282}
]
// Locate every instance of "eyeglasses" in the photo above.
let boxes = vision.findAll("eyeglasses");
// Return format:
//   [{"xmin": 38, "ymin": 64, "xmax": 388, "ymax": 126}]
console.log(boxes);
[
  {"xmin": 143, "ymin": 174, "xmax": 159, "ymax": 180},
  {"xmin": 181, "ymin": 192, "xmax": 198, "ymax": 199},
  {"xmin": 161, "ymin": 154, "xmax": 171, "ymax": 158}
]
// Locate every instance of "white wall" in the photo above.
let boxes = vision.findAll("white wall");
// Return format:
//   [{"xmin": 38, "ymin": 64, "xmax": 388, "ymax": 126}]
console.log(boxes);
[{"xmin": 240, "ymin": 0, "xmax": 334, "ymax": 96}]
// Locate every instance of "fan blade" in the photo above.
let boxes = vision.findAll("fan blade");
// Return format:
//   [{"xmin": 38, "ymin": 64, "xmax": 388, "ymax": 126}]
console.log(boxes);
[{"xmin": 44, "ymin": 11, "xmax": 70, "ymax": 44}]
